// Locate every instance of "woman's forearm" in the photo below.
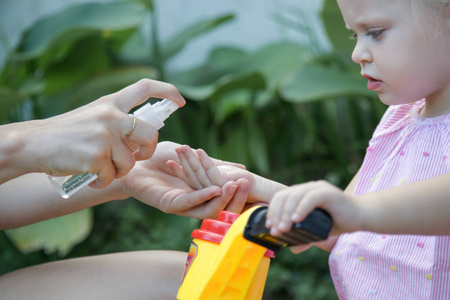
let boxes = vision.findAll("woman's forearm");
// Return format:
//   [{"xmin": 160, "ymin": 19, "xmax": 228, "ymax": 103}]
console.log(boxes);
[
  {"xmin": 0, "ymin": 173, "xmax": 126, "ymax": 230},
  {"xmin": 0, "ymin": 123, "xmax": 36, "ymax": 184}
]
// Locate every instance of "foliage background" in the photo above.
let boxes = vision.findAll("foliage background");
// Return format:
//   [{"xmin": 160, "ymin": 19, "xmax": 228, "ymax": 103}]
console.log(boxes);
[{"xmin": 0, "ymin": 0, "xmax": 386, "ymax": 298}]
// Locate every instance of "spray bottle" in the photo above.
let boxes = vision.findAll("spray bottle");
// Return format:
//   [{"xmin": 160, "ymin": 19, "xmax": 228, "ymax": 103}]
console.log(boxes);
[{"xmin": 49, "ymin": 99, "xmax": 179, "ymax": 198}]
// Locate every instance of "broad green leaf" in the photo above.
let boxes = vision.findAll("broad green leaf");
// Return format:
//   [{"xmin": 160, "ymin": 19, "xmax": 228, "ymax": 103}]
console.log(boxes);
[
  {"xmin": 16, "ymin": 2, "xmax": 146, "ymax": 59},
  {"xmin": 214, "ymin": 90, "xmax": 251, "ymax": 124},
  {"xmin": 168, "ymin": 47, "xmax": 247, "ymax": 88},
  {"xmin": 5, "ymin": 208, "xmax": 93, "ymax": 257},
  {"xmin": 175, "ymin": 43, "xmax": 305, "ymax": 107},
  {"xmin": 207, "ymin": 47, "xmax": 247, "ymax": 71},
  {"xmin": 235, "ymin": 42, "xmax": 305, "ymax": 107},
  {"xmin": 247, "ymin": 117, "xmax": 269, "ymax": 174},
  {"xmin": 0, "ymin": 87, "xmax": 26, "ymax": 123},
  {"xmin": 38, "ymin": 66, "xmax": 158, "ymax": 117},
  {"xmin": 129, "ymin": 0, "xmax": 154, "ymax": 12},
  {"xmin": 219, "ymin": 128, "xmax": 249, "ymax": 166},
  {"xmin": 42, "ymin": 35, "xmax": 111, "ymax": 95},
  {"xmin": 321, "ymin": 0, "xmax": 354, "ymax": 60},
  {"xmin": 175, "ymin": 72, "xmax": 265, "ymax": 101},
  {"xmin": 280, "ymin": 62, "xmax": 376, "ymax": 103},
  {"xmin": 119, "ymin": 30, "xmax": 152, "ymax": 65},
  {"xmin": 162, "ymin": 14, "xmax": 235, "ymax": 60}
]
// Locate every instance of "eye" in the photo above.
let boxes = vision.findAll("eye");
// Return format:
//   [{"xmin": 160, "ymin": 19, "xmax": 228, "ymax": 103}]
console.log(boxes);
[
  {"xmin": 349, "ymin": 31, "xmax": 357, "ymax": 40},
  {"xmin": 367, "ymin": 29, "xmax": 384, "ymax": 40}
]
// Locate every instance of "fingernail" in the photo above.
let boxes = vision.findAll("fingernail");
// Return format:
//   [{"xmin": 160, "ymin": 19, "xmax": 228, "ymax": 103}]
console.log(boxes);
[
  {"xmin": 279, "ymin": 220, "xmax": 288, "ymax": 231},
  {"xmin": 228, "ymin": 184, "xmax": 238, "ymax": 193},
  {"xmin": 291, "ymin": 213, "xmax": 300, "ymax": 222},
  {"xmin": 270, "ymin": 227, "xmax": 279, "ymax": 236},
  {"xmin": 239, "ymin": 181, "xmax": 249, "ymax": 192},
  {"xmin": 266, "ymin": 219, "xmax": 272, "ymax": 227}
]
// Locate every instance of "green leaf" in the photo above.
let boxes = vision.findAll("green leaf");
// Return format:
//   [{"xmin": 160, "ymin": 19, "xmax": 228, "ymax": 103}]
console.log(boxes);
[
  {"xmin": 280, "ymin": 62, "xmax": 376, "ymax": 103},
  {"xmin": 168, "ymin": 47, "xmax": 247, "ymax": 88},
  {"xmin": 162, "ymin": 14, "xmax": 235, "ymax": 60},
  {"xmin": 0, "ymin": 87, "xmax": 26, "ymax": 123},
  {"xmin": 38, "ymin": 66, "xmax": 158, "ymax": 117},
  {"xmin": 128, "ymin": 0, "xmax": 154, "ymax": 12},
  {"xmin": 175, "ymin": 72, "xmax": 265, "ymax": 101},
  {"xmin": 5, "ymin": 209, "xmax": 93, "ymax": 257},
  {"xmin": 247, "ymin": 118, "xmax": 269, "ymax": 174},
  {"xmin": 236, "ymin": 42, "xmax": 305, "ymax": 107},
  {"xmin": 219, "ymin": 128, "xmax": 249, "ymax": 166},
  {"xmin": 214, "ymin": 90, "xmax": 251, "ymax": 124},
  {"xmin": 16, "ymin": 2, "xmax": 146, "ymax": 59},
  {"xmin": 42, "ymin": 35, "xmax": 111, "ymax": 95}
]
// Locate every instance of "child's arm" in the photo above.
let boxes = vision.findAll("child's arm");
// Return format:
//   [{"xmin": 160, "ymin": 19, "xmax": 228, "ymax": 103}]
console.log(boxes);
[
  {"xmin": 166, "ymin": 145, "xmax": 287, "ymax": 205},
  {"xmin": 267, "ymin": 173, "xmax": 450, "ymax": 241}
]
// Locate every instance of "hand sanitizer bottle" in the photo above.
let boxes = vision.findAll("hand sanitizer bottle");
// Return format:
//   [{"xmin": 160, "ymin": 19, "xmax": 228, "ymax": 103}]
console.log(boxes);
[{"xmin": 49, "ymin": 99, "xmax": 179, "ymax": 198}]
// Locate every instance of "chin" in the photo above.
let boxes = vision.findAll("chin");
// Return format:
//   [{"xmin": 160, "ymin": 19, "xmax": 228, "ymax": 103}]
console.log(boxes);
[{"xmin": 378, "ymin": 94, "xmax": 421, "ymax": 106}]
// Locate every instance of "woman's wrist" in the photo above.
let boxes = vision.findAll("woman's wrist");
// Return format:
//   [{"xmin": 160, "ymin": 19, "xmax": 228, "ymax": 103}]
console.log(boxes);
[{"xmin": 0, "ymin": 123, "xmax": 34, "ymax": 183}]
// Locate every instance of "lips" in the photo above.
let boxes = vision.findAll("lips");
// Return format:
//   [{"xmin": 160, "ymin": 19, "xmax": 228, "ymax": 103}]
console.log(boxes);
[{"xmin": 362, "ymin": 74, "xmax": 382, "ymax": 91}]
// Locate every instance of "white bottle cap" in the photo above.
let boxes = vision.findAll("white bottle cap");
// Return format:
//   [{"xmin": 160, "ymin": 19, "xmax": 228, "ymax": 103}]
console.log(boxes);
[
  {"xmin": 133, "ymin": 99, "xmax": 179, "ymax": 130},
  {"xmin": 152, "ymin": 99, "xmax": 179, "ymax": 121}
]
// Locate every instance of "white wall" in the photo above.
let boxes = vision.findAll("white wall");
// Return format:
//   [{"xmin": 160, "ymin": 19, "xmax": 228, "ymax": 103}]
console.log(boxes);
[{"xmin": 0, "ymin": 0, "xmax": 329, "ymax": 72}]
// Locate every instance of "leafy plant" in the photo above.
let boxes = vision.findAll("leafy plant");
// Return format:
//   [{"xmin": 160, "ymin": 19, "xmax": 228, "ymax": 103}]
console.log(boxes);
[{"xmin": 0, "ymin": 0, "xmax": 387, "ymax": 299}]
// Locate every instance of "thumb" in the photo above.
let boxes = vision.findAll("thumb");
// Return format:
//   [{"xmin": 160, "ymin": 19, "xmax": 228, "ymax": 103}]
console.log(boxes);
[{"xmin": 110, "ymin": 79, "xmax": 186, "ymax": 113}]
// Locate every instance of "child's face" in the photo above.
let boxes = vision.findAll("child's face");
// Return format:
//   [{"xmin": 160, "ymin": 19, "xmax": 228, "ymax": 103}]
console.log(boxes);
[{"xmin": 337, "ymin": 0, "xmax": 450, "ymax": 108}]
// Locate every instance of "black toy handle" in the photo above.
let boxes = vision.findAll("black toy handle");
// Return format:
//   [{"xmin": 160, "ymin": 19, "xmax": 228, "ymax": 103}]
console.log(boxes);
[{"xmin": 243, "ymin": 206, "xmax": 332, "ymax": 252}]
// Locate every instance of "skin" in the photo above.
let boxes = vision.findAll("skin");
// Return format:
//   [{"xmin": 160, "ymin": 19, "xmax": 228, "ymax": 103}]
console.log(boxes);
[
  {"xmin": 0, "ymin": 79, "xmax": 185, "ymax": 188},
  {"xmin": 0, "ymin": 80, "xmax": 251, "ymax": 299},
  {"xmin": 0, "ymin": 142, "xmax": 250, "ymax": 230},
  {"xmin": 169, "ymin": 0, "xmax": 450, "ymax": 254},
  {"xmin": 0, "ymin": 251, "xmax": 187, "ymax": 300},
  {"xmin": 344, "ymin": 0, "xmax": 450, "ymax": 117}
]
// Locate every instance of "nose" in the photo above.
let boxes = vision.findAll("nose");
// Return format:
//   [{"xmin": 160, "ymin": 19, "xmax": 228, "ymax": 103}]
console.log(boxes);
[{"xmin": 351, "ymin": 39, "xmax": 373, "ymax": 64}]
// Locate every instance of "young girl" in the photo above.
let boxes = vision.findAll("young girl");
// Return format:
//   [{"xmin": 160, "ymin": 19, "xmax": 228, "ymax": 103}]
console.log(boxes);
[{"xmin": 168, "ymin": 0, "xmax": 450, "ymax": 298}]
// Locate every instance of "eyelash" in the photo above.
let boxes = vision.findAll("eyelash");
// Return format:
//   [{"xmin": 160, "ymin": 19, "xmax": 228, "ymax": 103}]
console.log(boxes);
[{"xmin": 349, "ymin": 29, "xmax": 384, "ymax": 40}]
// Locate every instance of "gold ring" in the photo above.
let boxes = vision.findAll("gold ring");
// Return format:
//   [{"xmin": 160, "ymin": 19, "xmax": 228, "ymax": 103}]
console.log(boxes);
[{"xmin": 124, "ymin": 114, "xmax": 137, "ymax": 138}]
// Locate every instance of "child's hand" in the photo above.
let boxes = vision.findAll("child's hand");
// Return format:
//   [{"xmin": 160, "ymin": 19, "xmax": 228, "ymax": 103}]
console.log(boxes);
[
  {"xmin": 266, "ymin": 180, "xmax": 364, "ymax": 249},
  {"xmin": 166, "ymin": 145, "xmax": 256, "ymax": 213},
  {"xmin": 167, "ymin": 145, "xmax": 251, "ymax": 188}
]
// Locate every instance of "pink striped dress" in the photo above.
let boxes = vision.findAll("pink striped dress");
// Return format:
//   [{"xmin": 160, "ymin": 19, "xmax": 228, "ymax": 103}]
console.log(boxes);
[{"xmin": 329, "ymin": 100, "xmax": 450, "ymax": 299}]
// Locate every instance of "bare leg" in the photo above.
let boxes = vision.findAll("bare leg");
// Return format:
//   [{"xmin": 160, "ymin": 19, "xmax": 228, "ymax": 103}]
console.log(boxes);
[{"xmin": 0, "ymin": 250, "xmax": 187, "ymax": 300}]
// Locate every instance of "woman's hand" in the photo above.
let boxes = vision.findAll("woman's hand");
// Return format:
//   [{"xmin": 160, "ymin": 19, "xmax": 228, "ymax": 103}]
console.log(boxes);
[
  {"xmin": 165, "ymin": 144, "xmax": 286, "ymax": 206},
  {"xmin": 1, "ymin": 79, "xmax": 185, "ymax": 187},
  {"xmin": 117, "ymin": 142, "xmax": 250, "ymax": 219}
]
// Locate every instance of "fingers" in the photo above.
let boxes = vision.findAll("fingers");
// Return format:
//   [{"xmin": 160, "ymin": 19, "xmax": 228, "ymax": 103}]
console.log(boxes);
[
  {"xmin": 223, "ymin": 178, "xmax": 250, "ymax": 213},
  {"xmin": 175, "ymin": 146, "xmax": 204, "ymax": 190},
  {"xmin": 168, "ymin": 186, "xmax": 223, "ymax": 212},
  {"xmin": 90, "ymin": 140, "xmax": 136, "ymax": 188},
  {"xmin": 110, "ymin": 140, "xmax": 136, "ymax": 178},
  {"xmin": 166, "ymin": 160, "xmax": 186, "ymax": 180},
  {"xmin": 121, "ymin": 117, "xmax": 159, "ymax": 158},
  {"xmin": 290, "ymin": 244, "xmax": 313, "ymax": 254},
  {"xmin": 196, "ymin": 148, "xmax": 225, "ymax": 185},
  {"xmin": 182, "ymin": 146, "xmax": 212, "ymax": 187},
  {"xmin": 111, "ymin": 79, "xmax": 186, "ymax": 112},
  {"xmin": 161, "ymin": 179, "xmax": 249, "ymax": 219},
  {"xmin": 267, "ymin": 182, "xmax": 326, "ymax": 236},
  {"xmin": 191, "ymin": 181, "xmax": 240, "ymax": 218},
  {"xmin": 211, "ymin": 157, "xmax": 246, "ymax": 170},
  {"xmin": 91, "ymin": 159, "xmax": 116, "ymax": 189}
]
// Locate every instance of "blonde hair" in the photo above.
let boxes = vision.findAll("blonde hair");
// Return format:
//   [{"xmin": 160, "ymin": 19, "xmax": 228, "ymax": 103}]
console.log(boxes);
[{"xmin": 409, "ymin": 0, "xmax": 449, "ymax": 37}]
